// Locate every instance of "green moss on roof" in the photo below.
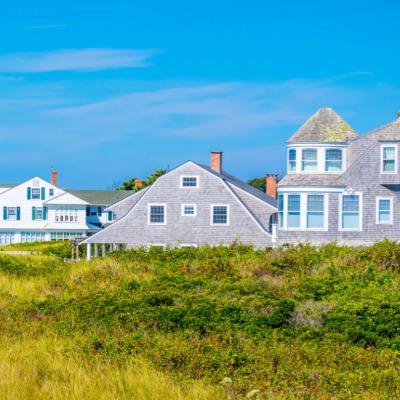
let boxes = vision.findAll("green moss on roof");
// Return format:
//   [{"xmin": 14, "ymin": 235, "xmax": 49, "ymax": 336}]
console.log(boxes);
[{"xmin": 289, "ymin": 108, "xmax": 358, "ymax": 143}]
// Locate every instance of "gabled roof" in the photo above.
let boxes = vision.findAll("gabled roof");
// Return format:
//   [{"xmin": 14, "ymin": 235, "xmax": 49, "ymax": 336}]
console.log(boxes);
[
  {"xmin": 365, "ymin": 116, "xmax": 400, "ymax": 141},
  {"xmin": 44, "ymin": 191, "xmax": 89, "ymax": 205},
  {"xmin": 288, "ymin": 108, "xmax": 358, "ymax": 143},
  {"xmin": 278, "ymin": 174, "xmax": 343, "ymax": 187},
  {"xmin": 195, "ymin": 163, "xmax": 277, "ymax": 207},
  {"xmin": 66, "ymin": 189, "xmax": 134, "ymax": 206}
]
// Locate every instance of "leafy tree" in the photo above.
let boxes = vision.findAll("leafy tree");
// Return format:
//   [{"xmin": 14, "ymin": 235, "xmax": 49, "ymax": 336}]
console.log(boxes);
[
  {"xmin": 117, "ymin": 169, "xmax": 167, "ymax": 192},
  {"xmin": 247, "ymin": 177, "xmax": 266, "ymax": 192}
]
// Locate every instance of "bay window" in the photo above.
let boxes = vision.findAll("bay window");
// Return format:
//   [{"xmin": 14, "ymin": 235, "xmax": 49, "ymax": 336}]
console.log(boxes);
[
  {"xmin": 278, "ymin": 194, "xmax": 284, "ymax": 228},
  {"xmin": 302, "ymin": 149, "xmax": 317, "ymax": 171},
  {"xmin": 287, "ymin": 194, "xmax": 301, "ymax": 228},
  {"xmin": 288, "ymin": 149, "xmax": 297, "ymax": 172},
  {"xmin": 325, "ymin": 149, "xmax": 343, "ymax": 172},
  {"xmin": 341, "ymin": 194, "xmax": 361, "ymax": 230},
  {"xmin": 307, "ymin": 194, "xmax": 324, "ymax": 229}
]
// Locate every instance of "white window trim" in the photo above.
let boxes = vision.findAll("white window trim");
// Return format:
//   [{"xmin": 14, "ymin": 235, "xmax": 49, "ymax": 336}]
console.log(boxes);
[
  {"xmin": 339, "ymin": 192, "xmax": 363, "ymax": 231},
  {"xmin": 180, "ymin": 175, "xmax": 199, "ymax": 188},
  {"xmin": 181, "ymin": 203, "xmax": 197, "ymax": 217},
  {"xmin": 287, "ymin": 148, "xmax": 297, "ymax": 174},
  {"xmin": 306, "ymin": 193, "xmax": 329, "ymax": 231},
  {"xmin": 210, "ymin": 204, "xmax": 230, "ymax": 226},
  {"xmin": 376, "ymin": 196, "xmax": 393, "ymax": 225},
  {"xmin": 180, "ymin": 243, "xmax": 198, "ymax": 248},
  {"xmin": 301, "ymin": 148, "xmax": 318, "ymax": 172},
  {"xmin": 381, "ymin": 144, "xmax": 398, "ymax": 174},
  {"xmin": 148, "ymin": 203, "xmax": 167, "ymax": 225},
  {"xmin": 286, "ymin": 193, "xmax": 302, "ymax": 230}
]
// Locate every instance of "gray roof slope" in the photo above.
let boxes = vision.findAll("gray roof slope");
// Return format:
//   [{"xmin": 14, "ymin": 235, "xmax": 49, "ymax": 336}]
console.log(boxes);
[
  {"xmin": 66, "ymin": 189, "xmax": 134, "ymax": 206},
  {"xmin": 365, "ymin": 117, "xmax": 400, "ymax": 141},
  {"xmin": 196, "ymin": 163, "xmax": 277, "ymax": 207},
  {"xmin": 288, "ymin": 108, "xmax": 358, "ymax": 143},
  {"xmin": 278, "ymin": 174, "xmax": 343, "ymax": 187}
]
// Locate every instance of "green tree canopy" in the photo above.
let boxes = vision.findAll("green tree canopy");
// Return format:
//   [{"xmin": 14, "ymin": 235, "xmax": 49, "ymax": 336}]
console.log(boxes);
[{"xmin": 117, "ymin": 169, "xmax": 167, "ymax": 192}]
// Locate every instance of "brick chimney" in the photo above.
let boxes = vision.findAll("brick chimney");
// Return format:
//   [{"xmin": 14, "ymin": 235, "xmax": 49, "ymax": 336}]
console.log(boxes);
[
  {"xmin": 134, "ymin": 179, "xmax": 143, "ymax": 189},
  {"xmin": 210, "ymin": 151, "xmax": 223, "ymax": 174},
  {"xmin": 51, "ymin": 169, "xmax": 58, "ymax": 187},
  {"xmin": 266, "ymin": 174, "xmax": 278, "ymax": 199},
  {"xmin": 397, "ymin": 111, "xmax": 400, "ymax": 120}
]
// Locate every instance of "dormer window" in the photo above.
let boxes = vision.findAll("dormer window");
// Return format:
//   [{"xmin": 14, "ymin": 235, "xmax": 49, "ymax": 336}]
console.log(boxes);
[
  {"xmin": 301, "ymin": 149, "xmax": 317, "ymax": 172},
  {"xmin": 181, "ymin": 176, "xmax": 198, "ymax": 188},
  {"xmin": 381, "ymin": 145, "xmax": 397, "ymax": 174},
  {"xmin": 288, "ymin": 149, "xmax": 297, "ymax": 172},
  {"xmin": 325, "ymin": 149, "xmax": 343, "ymax": 172}
]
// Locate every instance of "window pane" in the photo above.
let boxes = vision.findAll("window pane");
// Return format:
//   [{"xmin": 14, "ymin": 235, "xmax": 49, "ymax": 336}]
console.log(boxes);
[
  {"xmin": 379, "ymin": 199, "xmax": 391, "ymax": 211},
  {"xmin": 32, "ymin": 188, "xmax": 41, "ymax": 199},
  {"xmin": 150, "ymin": 205, "xmax": 165, "ymax": 223},
  {"xmin": 307, "ymin": 195, "xmax": 324, "ymax": 212},
  {"xmin": 303, "ymin": 149, "xmax": 317, "ymax": 160},
  {"xmin": 384, "ymin": 147, "xmax": 395, "ymax": 159},
  {"xmin": 183, "ymin": 205, "xmax": 195, "ymax": 215},
  {"xmin": 384, "ymin": 160, "xmax": 395, "ymax": 172},
  {"xmin": 287, "ymin": 212, "xmax": 300, "ymax": 228},
  {"xmin": 342, "ymin": 195, "xmax": 359, "ymax": 212},
  {"xmin": 307, "ymin": 212, "xmax": 324, "ymax": 228},
  {"xmin": 342, "ymin": 213, "xmax": 359, "ymax": 229},
  {"xmin": 278, "ymin": 195, "xmax": 284, "ymax": 228},
  {"xmin": 379, "ymin": 211, "xmax": 391, "ymax": 223},
  {"xmin": 383, "ymin": 147, "xmax": 396, "ymax": 172},
  {"xmin": 213, "ymin": 206, "xmax": 228, "ymax": 224},
  {"xmin": 326, "ymin": 149, "xmax": 342, "ymax": 161},
  {"xmin": 288, "ymin": 195, "xmax": 300, "ymax": 212},
  {"xmin": 289, "ymin": 149, "xmax": 296, "ymax": 161}
]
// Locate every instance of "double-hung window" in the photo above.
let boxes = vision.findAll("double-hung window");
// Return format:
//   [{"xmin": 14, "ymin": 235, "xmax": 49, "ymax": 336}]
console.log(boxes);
[
  {"xmin": 287, "ymin": 194, "xmax": 301, "ymax": 228},
  {"xmin": 31, "ymin": 188, "xmax": 41, "ymax": 199},
  {"xmin": 278, "ymin": 194, "xmax": 284, "ymax": 228},
  {"xmin": 341, "ymin": 194, "xmax": 361, "ymax": 230},
  {"xmin": 149, "ymin": 204, "xmax": 166, "ymax": 225},
  {"xmin": 302, "ymin": 149, "xmax": 317, "ymax": 171},
  {"xmin": 181, "ymin": 176, "xmax": 198, "ymax": 188},
  {"xmin": 307, "ymin": 194, "xmax": 324, "ymax": 229},
  {"xmin": 6, "ymin": 207, "xmax": 17, "ymax": 221},
  {"xmin": 288, "ymin": 149, "xmax": 297, "ymax": 172},
  {"xmin": 382, "ymin": 145, "xmax": 397, "ymax": 173},
  {"xmin": 377, "ymin": 198, "xmax": 393, "ymax": 224},
  {"xmin": 211, "ymin": 205, "xmax": 229, "ymax": 225},
  {"xmin": 182, "ymin": 204, "xmax": 196, "ymax": 216},
  {"xmin": 326, "ymin": 149, "xmax": 343, "ymax": 172}
]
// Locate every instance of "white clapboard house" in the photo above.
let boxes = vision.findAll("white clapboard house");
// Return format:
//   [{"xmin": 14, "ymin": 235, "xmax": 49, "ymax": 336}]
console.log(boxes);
[{"xmin": 0, "ymin": 171, "xmax": 132, "ymax": 245}]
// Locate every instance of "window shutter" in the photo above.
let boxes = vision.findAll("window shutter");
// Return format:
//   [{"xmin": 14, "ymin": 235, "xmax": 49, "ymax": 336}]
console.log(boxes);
[
  {"xmin": 108, "ymin": 211, "xmax": 113, "ymax": 221},
  {"xmin": 3, "ymin": 207, "xmax": 7, "ymax": 220},
  {"xmin": 43, "ymin": 207, "xmax": 47, "ymax": 220},
  {"xmin": 27, "ymin": 187, "xmax": 31, "ymax": 200},
  {"xmin": 17, "ymin": 207, "xmax": 21, "ymax": 221},
  {"xmin": 32, "ymin": 206, "xmax": 36, "ymax": 220},
  {"xmin": 41, "ymin": 187, "xmax": 45, "ymax": 200}
]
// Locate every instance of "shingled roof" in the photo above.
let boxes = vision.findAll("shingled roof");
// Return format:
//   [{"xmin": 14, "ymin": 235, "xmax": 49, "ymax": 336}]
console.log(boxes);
[
  {"xmin": 66, "ymin": 189, "xmax": 134, "ymax": 206},
  {"xmin": 288, "ymin": 108, "xmax": 358, "ymax": 143},
  {"xmin": 365, "ymin": 115, "xmax": 400, "ymax": 141}
]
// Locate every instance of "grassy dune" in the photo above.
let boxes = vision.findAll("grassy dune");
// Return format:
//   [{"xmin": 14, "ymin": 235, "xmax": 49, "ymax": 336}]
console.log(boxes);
[{"xmin": 1, "ymin": 241, "xmax": 400, "ymax": 399}]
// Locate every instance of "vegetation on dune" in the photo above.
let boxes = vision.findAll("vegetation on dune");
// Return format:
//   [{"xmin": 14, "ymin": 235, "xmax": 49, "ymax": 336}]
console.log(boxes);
[{"xmin": 1, "ymin": 241, "xmax": 400, "ymax": 398}]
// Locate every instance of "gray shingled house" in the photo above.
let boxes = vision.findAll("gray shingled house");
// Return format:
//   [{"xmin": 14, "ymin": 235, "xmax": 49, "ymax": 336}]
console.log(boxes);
[
  {"xmin": 82, "ymin": 152, "xmax": 278, "ymax": 257},
  {"xmin": 277, "ymin": 107, "xmax": 400, "ymax": 245}
]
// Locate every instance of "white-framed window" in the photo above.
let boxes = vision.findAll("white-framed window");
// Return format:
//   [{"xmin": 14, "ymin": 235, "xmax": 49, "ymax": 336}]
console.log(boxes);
[
  {"xmin": 287, "ymin": 194, "xmax": 301, "ymax": 229},
  {"xmin": 381, "ymin": 145, "xmax": 397, "ymax": 174},
  {"xmin": 50, "ymin": 232, "xmax": 83, "ymax": 241},
  {"xmin": 0, "ymin": 232, "xmax": 15, "ymax": 245},
  {"xmin": 182, "ymin": 204, "xmax": 197, "ymax": 216},
  {"xmin": 55, "ymin": 208, "xmax": 78, "ymax": 223},
  {"xmin": 31, "ymin": 188, "xmax": 41, "ymax": 200},
  {"xmin": 340, "ymin": 193, "xmax": 362, "ymax": 231},
  {"xmin": 288, "ymin": 149, "xmax": 297, "ymax": 172},
  {"xmin": 325, "ymin": 149, "xmax": 343, "ymax": 172},
  {"xmin": 278, "ymin": 194, "xmax": 284, "ymax": 229},
  {"xmin": 35, "ymin": 207, "xmax": 44, "ymax": 220},
  {"xmin": 180, "ymin": 176, "xmax": 199, "ymax": 188},
  {"xmin": 180, "ymin": 243, "xmax": 198, "ymax": 248},
  {"xmin": 7, "ymin": 207, "xmax": 17, "ymax": 221},
  {"xmin": 376, "ymin": 197, "xmax": 393, "ymax": 224},
  {"xmin": 211, "ymin": 204, "xmax": 229, "ymax": 225},
  {"xmin": 49, "ymin": 188, "xmax": 54, "ymax": 196},
  {"xmin": 301, "ymin": 149, "xmax": 318, "ymax": 171},
  {"xmin": 307, "ymin": 194, "xmax": 324, "ymax": 229},
  {"xmin": 21, "ymin": 232, "xmax": 46, "ymax": 243},
  {"xmin": 148, "ymin": 204, "xmax": 166, "ymax": 225}
]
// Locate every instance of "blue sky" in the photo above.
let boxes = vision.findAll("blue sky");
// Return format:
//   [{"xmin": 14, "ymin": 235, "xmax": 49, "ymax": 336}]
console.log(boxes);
[{"xmin": 0, "ymin": 0, "xmax": 399, "ymax": 188}]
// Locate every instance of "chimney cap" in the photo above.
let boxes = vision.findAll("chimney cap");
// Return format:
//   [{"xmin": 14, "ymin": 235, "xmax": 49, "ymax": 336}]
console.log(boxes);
[{"xmin": 211, "ymin": 150, "xmax": 223, "ymax": 154}]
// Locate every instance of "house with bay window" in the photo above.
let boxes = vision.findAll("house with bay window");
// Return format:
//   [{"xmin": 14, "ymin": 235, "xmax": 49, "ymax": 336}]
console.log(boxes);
[
  {"xmin": 82, "ymin": 151, "xmax": 278, "ymax": 256},
  {"xmin": 277, "ymin": 107, "xmax": 400, "ymax": 245},
  {"xmin": 0, "ymin": 172, "xmax": 132, "ymax": 245}
]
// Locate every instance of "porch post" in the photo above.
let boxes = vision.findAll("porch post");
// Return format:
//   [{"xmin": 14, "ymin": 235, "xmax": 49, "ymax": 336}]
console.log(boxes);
[
  {"xmin": 94, "ymin": 244, "xmax": 98, "ymax": 257},
  {"xmin": 86, "ymin": 243, "xmax": 91, "ymax": 261},
  {"xmin": 102, "ymin": 244, "xmax": 106, "ymax": 257},
  {"xmin": 109, "ymin": 243, "xmax": 113, "ymax": 253},
  {"xmin": 76, "ymin": 245, "xmax": 80, "ymax": 260}
]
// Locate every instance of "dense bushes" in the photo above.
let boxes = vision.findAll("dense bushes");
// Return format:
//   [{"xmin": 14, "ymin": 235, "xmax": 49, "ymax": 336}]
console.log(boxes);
[{"xmin": 2, "ymin": 240, "xmax": 400, "ymax": 398}]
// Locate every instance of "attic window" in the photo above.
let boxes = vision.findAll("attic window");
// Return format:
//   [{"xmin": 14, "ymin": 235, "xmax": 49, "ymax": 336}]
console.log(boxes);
[
  {"xmin": 301, "ymin": 149, "xmax": 317, "ymax": 172},
  {"xmin": 181, "ymin": 176, "xmax": 198, "ymax": 188},
  {"xmin": 382, "ymin": 145, "xmax": 397, "ymax": 174}
]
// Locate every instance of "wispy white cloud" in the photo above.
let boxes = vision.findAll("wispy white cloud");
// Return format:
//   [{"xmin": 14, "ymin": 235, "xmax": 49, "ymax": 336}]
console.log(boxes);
[{"xmin": 0, "ymin": 48, "xmax": 161, "ymax": 73}]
